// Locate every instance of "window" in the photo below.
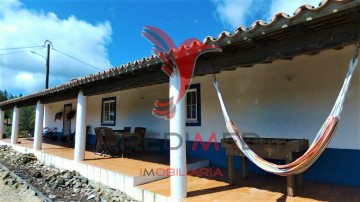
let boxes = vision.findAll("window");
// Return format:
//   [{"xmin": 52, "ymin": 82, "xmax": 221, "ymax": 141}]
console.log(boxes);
[
  {"xmin": 101, "ymin": 97, "xmax": 116, "ymax": 126},
  {"xmin": 186, "ymin": 83, "xmax": 201, "ymax": 126}
]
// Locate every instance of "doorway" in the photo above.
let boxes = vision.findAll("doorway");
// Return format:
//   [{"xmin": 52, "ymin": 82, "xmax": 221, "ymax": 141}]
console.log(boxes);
[{"xmin": 63, "ymin": 104, "xmax": 72, "ymax": 137}]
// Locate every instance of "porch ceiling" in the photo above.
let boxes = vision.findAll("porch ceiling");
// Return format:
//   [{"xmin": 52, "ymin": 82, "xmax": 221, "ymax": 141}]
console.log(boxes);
[{"xmin": 1, "ymin": 0, "xmax": 360, "ymax": 110}]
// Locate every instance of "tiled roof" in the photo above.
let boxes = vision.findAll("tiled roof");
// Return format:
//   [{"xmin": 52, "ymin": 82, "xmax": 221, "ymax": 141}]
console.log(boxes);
[
  {"xmin": 0, "ymin": 0, "xmax": 359, "ymax": 109},
  {"xmin": 203, "ymin": 0, "xmax": 351, "ymax": 45}
]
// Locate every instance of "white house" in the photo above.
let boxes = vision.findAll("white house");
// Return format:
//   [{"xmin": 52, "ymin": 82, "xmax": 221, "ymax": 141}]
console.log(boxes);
[{"xmin": 0, "ymin": 0, "xmax": 360, "ymax": 200}]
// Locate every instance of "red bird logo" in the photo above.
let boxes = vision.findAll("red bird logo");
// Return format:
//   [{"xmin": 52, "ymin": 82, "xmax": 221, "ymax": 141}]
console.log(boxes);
[{"xmin": 142, "ymin": 26, "xmax": 221, "ymax": 119}]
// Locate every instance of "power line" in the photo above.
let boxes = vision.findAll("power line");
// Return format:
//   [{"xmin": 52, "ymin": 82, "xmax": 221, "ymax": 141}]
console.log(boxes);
[
  {"xmin": 0, "ymin": 44, "xmax": 105, "ymax": 72},
  {"xmin": 52, "ymin": 48, "xmax": 104, "ymax": 71},
  {"xmin": 0, "ymin": 50, "xmax": 29, "ymax": 56},
  {"xmin": 0, "ymin": 45, "xmax": 44, "ymax": 51},
  {"xmin": 0, "ymin": 47, "xmax": 45, "ymax": 56}
]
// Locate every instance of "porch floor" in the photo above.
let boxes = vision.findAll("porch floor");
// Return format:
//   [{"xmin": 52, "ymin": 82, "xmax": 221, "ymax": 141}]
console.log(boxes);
[
  {"xmin": 0, "ymin": 138, "xmax": 174, "ymax": 176},
  {"xmin": 1, "ymin": 138, "xmax": 359, "ymax": 202},
  {"xmin": 140, "ymin": 169, "xmax": 360, "ymax": 202}
]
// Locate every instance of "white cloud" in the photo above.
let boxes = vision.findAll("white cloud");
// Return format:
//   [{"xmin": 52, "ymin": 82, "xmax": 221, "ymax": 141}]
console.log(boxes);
[
  {"xmin": 213, "ymin": 0, "xmax": 254, "ymax": 30},
  {"xmin": 0, "ymin": 0, "xmax": 112, "ymax": 95},
  {"xmin": 14, "ymin": 72, "xmax": 43, "ymax": 92},
  {"xmin": 213, "ymin": 0, "xmax": 321, "ymax": 30},
  {"xmin": 269, "ymin": 0, "xmax": 321, "ymax": 18}
]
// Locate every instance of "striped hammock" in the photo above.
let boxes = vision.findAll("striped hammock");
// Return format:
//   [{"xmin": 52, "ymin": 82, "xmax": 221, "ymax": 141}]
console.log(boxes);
[{"xmin": 214, "ymin": 56, "xmax": 359, "ymax": 176}]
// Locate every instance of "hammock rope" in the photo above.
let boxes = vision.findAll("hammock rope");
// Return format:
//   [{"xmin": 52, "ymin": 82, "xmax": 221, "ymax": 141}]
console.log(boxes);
[{"xmin": 213, "ymin": 42, "xmax": 359, "ymax": 176}]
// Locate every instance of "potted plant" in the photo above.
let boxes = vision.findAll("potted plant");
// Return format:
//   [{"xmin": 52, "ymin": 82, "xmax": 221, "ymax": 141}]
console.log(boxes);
[{"xmin": 67, "ymin": 110, "xmax": 76, "ymax": 121}]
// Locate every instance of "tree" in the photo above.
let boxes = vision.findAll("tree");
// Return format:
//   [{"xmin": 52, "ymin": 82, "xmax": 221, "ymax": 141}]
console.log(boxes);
[
  {"xmin": 19, "ymin": 106, "xmax": 35, "ymax": 132},
  {"xmin": 0, "ymin": 90, "xmax": 35, "ymax": 137},
  {"xmin": 0, "ymin": 91, "xmax": 7, "ymax": 102},
  {"xmin": 0, "ymin": 90, "xmax": 13, "ymax": 124}
]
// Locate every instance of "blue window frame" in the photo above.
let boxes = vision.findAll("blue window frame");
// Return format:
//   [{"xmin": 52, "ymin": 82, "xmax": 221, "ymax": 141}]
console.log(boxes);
[
  {"xmin": 186, "ymin": 83, "xmax": 201, "ymax": 126},
  {"xmin": 101, "ymin": 97, "xmax": 116, "ymax": 126}
]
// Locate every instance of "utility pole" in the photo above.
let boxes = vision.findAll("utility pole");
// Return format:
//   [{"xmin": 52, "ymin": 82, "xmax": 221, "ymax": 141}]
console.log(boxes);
[
  {"xmin": 46, "ymin": 43, "xmax": 50, "ymax": 89},
  {"xmin": 30, "ymin": 40, "xmax": 52, "ymax": 89},
  {"xmin": 44, "ymin": 40, "xmax": 52, "ymax": 89}
]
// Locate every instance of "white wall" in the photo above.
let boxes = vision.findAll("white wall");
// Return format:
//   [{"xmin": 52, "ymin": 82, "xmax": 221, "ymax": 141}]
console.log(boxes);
[
  {"xmin": 188, "ymin": 45, "xmax": 359, "ymax": 150},
  {"xmin": 86, "ymin": 84, "xmax": 169, "ymax": 138},
  {"xmin": 44, "ymin": 99, "xmax": 77, "ymax": 134},
  {"xmin": 44, "ymin": 84, "xmax": 169, "ymax": 139},
  {"xmin": 44, "ymin": 45, "xmax": 360, "ymax": 150}
]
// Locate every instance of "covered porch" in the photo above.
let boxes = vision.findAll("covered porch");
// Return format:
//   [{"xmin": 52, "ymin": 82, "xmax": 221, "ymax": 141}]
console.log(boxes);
[{"xmin": 1, "ymin": 138, "xmax": 359, "ymax": 202}]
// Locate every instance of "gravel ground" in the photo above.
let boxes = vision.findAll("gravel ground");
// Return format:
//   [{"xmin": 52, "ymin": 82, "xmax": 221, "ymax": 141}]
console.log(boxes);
[
  {"xmin": 0, "ymin": 145, "xmax": 138, "ymax": 202},
  {"xmin": 0, "ymin": 183, "xmax": 23, "ymax": 202}
]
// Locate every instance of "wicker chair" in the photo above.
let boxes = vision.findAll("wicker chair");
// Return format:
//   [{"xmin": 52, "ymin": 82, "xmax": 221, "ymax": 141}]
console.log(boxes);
[
  {"xmin": 66, "ymin": 126, "xmax": 91, "ymax": 148},
  {"xmin": 94, "ymin": 127, "xmax": 106, "ymax": 155},
  {"xmin": 67, "ymin": 131, "xmax": 75, "ymax": 148},
  {"xmin": 125, "ymin": 127, "xmax": 146, "ymax": 156},
  {"xmin": 102, "ymin": 128, "xmax": 120, "ymax": 157},
  {"xmin": 123, "ymin": 127, "xmax": 131, "ymax": 132}
]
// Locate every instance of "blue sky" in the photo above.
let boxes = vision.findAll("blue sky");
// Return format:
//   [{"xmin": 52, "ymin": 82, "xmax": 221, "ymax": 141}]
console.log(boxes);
[
  {"xmin": 0, "ymin": 0, "xmax": 320, "ymax": 95},
  {"xmin": 20, "ymin": 0, "xmax": 244, "ymax": 66}
]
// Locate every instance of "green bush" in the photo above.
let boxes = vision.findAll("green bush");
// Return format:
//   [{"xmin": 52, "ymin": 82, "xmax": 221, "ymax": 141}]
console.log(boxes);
[{"xmin": 5, "ymin": 125, "xmax": 11, "ymax": 139}]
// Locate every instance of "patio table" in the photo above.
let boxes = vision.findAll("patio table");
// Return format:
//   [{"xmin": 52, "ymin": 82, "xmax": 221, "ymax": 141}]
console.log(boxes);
[
  {"xmin": 114, "ymin": 132, "xmax": 136, "ymax": 158},
  {"xmin": 221, "ymin": 137, "xmax": 309, "ymax": 197}
]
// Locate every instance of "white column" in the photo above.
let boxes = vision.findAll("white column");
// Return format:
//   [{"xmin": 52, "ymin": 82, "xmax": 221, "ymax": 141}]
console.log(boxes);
[
  {"xmin": 11, "ymin": 106, "xmax": 20, "ymax": 145},
  {"xmin": 170, "ymin": 76, "xmax": 187, "ymax": 199},
  {"xmin": 33, "ymin": 101, "xmax": 44, "ymax": 150},
  {"xmin": 43, "ymin": 104, "xmax": 48, "ymax": 128},
  {"xmin": 0, "ymin": 110, "xmax": 4, "ymax": 140},
  {"xmin": 74, "ymin": 91, "xmax": 87, "ymax": 161}
]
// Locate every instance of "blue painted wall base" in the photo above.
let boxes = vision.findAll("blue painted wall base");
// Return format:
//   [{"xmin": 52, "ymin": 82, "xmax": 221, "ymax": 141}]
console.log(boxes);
[
  {"xmin": 84, "ymin": 137, "xmax": 359, "ymax": 186},
  {"xmin": 142, "ymin": 138, "xmax": 360, "ymax": 187}
]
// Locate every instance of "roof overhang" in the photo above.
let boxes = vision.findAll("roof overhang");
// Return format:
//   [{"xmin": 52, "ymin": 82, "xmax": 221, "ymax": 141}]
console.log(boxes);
[{"xmin": 1, "ymin": 0, "xmax": 360, "ymax": 110}]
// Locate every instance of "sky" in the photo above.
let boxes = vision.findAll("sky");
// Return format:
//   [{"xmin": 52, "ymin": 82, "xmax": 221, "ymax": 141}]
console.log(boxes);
[{"xmin": 0, "ymin": 0, "xmax": 320, "ymax": 95}]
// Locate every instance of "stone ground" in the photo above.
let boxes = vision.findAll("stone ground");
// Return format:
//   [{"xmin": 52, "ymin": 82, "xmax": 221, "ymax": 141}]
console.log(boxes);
[
  {"xmin": 0, "ymin": 182, "xmax": 23, "ymax": 202},
  {"xmin": 0, "ymin": 145, "xmax": 139, "ymax": 202}
]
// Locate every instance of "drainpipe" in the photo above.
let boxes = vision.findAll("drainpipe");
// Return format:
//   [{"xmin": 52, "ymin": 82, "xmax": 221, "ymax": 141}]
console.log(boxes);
[
  {"xmin": 33, "ymin": 101, "xmax": 44, "ymax": 150},
  {"xmin": 11, "ymin": 106, "xmax": 20, "ymax": 145},
  {"xmin": 74, "ymin": 91, "xmax": 87, "ymax": 161},
  {"xmin": 0, "ymin": 110, "xmax": 4, "ymax": 140},
  {"xmin": 169, "ymin": 76, "xmax": 187, "ymax": 199}
]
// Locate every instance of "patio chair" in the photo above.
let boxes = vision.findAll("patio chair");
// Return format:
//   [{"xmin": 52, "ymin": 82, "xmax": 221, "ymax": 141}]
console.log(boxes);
[
  {"xmin": 65, "ymin": 126, "xmax": 91, "ymax": 147},
  {"xmin": 94, "ymin": 127, "xmax": 106, "ymax": 155},
  {"xmin": 26, "ymin": 129, "xmax": 34, "ymax": 140},
  {"xmin": 43, "ymin": 127, "xmax": 58, "ymax": 143},
  {"xmin": 123, "ymin": 127, "xmax": 131, "ymax": 132},
  {"xmin": 102, "ymin": 128, "xmax": 120, "ymax": 157},
  {"xmin": 66, "ymin": 130, "xmax": 75, "ymax": 148},
  {"xmin": 85, "ymin": 125, "xmax": 92, "ymax": 150},
  {"xmin": 67, "ymin": 126, "xmax": 91, "ymax": 148},
  {"xmin": 115, "ymin": 127, "xmax": 131, "ymax": 133},
  {"xmin": 125, "ymin": 127, "xmax": 146, "ymax": 157}
]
